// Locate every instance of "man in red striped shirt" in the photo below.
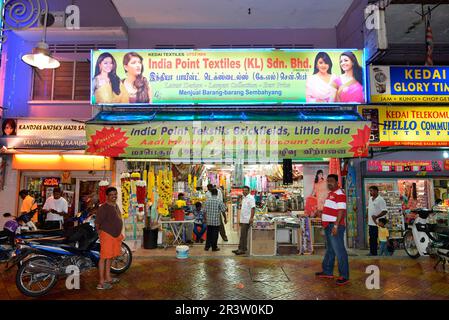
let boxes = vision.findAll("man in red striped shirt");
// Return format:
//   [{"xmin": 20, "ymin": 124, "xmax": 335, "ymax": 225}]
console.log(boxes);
[{"xmin": 315, "ymin": 174, "xmax": 350, "ymax": 286}]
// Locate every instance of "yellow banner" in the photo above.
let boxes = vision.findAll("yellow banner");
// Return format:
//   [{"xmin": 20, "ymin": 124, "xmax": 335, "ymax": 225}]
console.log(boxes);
[{"xmin": 358, "ymin": 106, "xmax": 449, "ymax": 146}]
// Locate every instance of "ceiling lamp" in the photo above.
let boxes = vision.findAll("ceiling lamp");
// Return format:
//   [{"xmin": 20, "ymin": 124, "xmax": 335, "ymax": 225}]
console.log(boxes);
[{"xmin": 21, "ymin": 5, "xmax": 60, "ymax": 70}]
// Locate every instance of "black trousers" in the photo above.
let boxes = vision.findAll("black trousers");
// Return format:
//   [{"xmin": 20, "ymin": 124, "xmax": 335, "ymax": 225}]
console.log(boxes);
[
  {"xmin": 369, "ymin": 225, "xmax": 379, "ymax": 255},
  {"xmin": 205, "ymin": 225, "xmax": 220, "ymax": 250},
  {"xmin": 238, "ymin": 223, "xmax": 251, "ymax": 252}
]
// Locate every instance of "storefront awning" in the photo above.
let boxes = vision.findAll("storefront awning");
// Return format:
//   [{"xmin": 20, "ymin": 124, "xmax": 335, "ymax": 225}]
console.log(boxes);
[
  {"xmin": 85, "ymin": 111, "xmax": 371, "ymax": 160},
  {"xmin": 88, "ymin": 110, "xmax": 364, "ymax": 124}
]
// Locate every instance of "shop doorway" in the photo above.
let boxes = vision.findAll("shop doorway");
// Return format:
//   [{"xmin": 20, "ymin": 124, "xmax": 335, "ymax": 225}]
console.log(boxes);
[
  {"xmin": 75, "ymin": 179, "xmax": 102, "ymax": 215},
  {"xmin": 363, "ymin": 178, "xmax": 433, "ymax": 245}
]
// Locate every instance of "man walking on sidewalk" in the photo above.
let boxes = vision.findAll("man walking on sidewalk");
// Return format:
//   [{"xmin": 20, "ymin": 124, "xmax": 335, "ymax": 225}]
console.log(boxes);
[
  {"xmin": 233, "ymin": 186, "xmax": 255, "ymax": 256},
  {"xmin": 315, "ymin": 174, "xmax": 350, "ymax": 286}
]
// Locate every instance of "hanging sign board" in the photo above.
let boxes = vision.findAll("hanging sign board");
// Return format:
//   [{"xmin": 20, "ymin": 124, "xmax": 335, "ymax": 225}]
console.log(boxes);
[
  {"xmin": 0, "ymin": 119, "xmax": 86, "ymax": 150},
  {"xmin": 85, "ymin": 121, "xmax": 371, "ymax": 160},
  {"xmin": 91, "ymin": 49, "xmax": 366, "ymax": 105},
  {"xmin": 359, "ymin": 106, "xmax": 449, "ymax": 147},
  {"xmin": 370, "ymin": 66, "xmax": 449, "ymax": 103}
]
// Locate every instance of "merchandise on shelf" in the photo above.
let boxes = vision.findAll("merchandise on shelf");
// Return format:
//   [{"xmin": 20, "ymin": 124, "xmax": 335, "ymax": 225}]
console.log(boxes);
[{"xmin": 379, "ymin": 190, "xmax": 404, "ymax": 239}]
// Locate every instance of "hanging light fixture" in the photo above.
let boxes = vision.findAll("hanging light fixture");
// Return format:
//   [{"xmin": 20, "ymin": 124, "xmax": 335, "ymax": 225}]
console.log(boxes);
[{"xmin": 21, "ymin": 2, "xmax": 60, "ymax": 70}]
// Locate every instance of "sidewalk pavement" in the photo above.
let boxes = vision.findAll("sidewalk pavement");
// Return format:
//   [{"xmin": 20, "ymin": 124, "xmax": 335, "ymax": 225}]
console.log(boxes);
[{"xmin": 1, "ymin": 248, "xmax": 447, "ymax": 300}]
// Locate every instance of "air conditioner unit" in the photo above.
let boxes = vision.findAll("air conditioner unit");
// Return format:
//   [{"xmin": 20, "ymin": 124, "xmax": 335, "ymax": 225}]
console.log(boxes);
[{"xmin": 39, "ymin": 11, "xmax": 66, "ymax": 28}]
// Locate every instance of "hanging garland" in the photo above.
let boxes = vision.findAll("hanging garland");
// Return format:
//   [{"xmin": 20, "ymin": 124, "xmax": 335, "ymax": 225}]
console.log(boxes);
[{"xmin": 120, "ymin": 173, "xmax": 131, "ymax": 218}]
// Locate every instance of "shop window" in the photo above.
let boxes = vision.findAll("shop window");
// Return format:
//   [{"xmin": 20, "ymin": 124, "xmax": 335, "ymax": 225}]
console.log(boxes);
[{"xmin": 32, "ymin": 61, "xmax": 90, "ymax": 101}]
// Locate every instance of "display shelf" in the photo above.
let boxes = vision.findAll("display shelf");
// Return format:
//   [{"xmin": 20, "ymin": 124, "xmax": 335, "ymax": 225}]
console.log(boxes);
[{"xmin": 379, "ymin": 190, "xmax": 404, "ymax": 239}]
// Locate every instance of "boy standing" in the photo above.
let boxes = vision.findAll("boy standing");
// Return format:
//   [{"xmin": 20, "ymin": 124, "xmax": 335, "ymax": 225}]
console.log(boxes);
[{"xmin": 377, "ymin": 218, "xmax": 390, "ymax": 256}]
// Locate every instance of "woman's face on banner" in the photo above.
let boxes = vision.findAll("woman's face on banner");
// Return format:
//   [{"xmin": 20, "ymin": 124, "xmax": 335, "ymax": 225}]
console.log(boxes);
[
  {"xmin": 125, "ymin": 56, "xmax": 142, "ymax": 76},
  {"xmin": 100, "ymin": 57, "xmax": 114, "ymax": 74},
  {"xmin": 340, "ymin": 55, "xmax": 353, "ymax": 73},
  {"xmin": 4, "ymin": 123, "xmax": 13, "ymax": 135},
  {"xmin": 317, "ymin": 58, "xmax": 329, "ymax": 74}
]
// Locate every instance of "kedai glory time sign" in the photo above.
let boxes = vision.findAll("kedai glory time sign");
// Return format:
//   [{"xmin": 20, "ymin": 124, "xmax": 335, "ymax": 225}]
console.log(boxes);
[{"xmin": 370, "ymin": 65, "xmax": 449, "ymax": 103}]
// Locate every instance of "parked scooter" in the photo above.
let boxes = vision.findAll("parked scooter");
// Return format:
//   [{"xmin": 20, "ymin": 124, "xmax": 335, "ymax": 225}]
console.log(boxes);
[
  {"xmin": 403, "ymin": 208, "xmax": 449, "ymax": 270},
  {"xmin": 12, "ymin": 215, "xmax": 132, "ymax": 297}
]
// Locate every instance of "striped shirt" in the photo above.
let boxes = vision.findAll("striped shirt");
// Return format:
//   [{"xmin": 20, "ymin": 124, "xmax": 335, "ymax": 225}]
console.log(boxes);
[{"xmin": 322, "ymin": 188, "xmax": 346, "ymax": 228}]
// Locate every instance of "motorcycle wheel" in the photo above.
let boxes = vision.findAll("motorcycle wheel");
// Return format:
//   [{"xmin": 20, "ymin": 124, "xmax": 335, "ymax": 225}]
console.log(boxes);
[
  {"xmin": 110, "ymin": 242, "xmax": 132, "ymax": 274},
  {"xmin": 16, "ymin": 256, "xmax": 58, "ymax": 297},
  {"xmin": 403, "ymin": 230, "xmax": 420, "ymax": 259}
]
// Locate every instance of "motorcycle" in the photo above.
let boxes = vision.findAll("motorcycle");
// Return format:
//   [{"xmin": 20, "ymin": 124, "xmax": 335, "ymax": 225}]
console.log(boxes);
[
  {"xmin": 12, "ymin": 215, "xmax": 132, "ymax": 297},
  {"xmin": 0, "ymin": 211, "xmax": 40, "ymax": 264},
  {"xmin": 403, "ymin": 208, "xmax": 449, "ymax": 270}
]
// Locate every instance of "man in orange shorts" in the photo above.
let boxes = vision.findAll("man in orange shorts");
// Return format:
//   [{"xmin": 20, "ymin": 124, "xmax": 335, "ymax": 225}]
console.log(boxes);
[{"xmin": 95, "ymin": 187, "xmax": 124, "ymax": 290}]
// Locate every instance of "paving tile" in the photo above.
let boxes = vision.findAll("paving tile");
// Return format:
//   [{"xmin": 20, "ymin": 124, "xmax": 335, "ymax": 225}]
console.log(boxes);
[{"xmin": 1, "ymin": 255, "xmax": 449, "ymax": 300}]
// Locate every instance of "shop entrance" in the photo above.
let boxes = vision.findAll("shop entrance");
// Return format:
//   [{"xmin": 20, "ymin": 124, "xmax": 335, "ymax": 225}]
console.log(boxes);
[
  {"xmin": 20, "ymin": 171, "xmax": 110, "ymax": 217},
  {"xmin": 363, "ymin": 178, "xmax": 433, "ymax": 244},
  {"xmin": 121, "ymin": 160, "xmax": 330, "ymax": 251}
]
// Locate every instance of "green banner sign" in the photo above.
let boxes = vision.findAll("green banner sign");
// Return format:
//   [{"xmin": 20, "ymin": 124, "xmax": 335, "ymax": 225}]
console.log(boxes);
[
  {"xmin": 86, "ymin": 121, "xmax": 371, "ymax": 160},
  {"xmin": 91, "ymin": 49, "xmax": 366, "ymax": 105}
]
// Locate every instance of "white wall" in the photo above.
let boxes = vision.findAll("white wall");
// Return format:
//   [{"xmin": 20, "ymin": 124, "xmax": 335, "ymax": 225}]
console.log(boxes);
[{"xmin": 0, "ymin": 156, "xmax": 18, "ymax": 229}]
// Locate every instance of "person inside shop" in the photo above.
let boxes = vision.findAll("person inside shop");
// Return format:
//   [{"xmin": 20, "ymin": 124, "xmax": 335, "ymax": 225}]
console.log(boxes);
[
  {"xmin": 233, "ymin": 186, "xmax": 255, "ymax": 256},
  {"xmin": 367, "ymin": 186, "xmax": 388, "ymax": 256},
  {"xmin": 203, "ymin": 188, "xmax": 226, "ymax": 252},
  {"xmin": 401, "ymin": 182, "xmax": 418, "ymax": 227},
  {"xmin": 206, "ymin": 184, "xmax": 228, "ymax": 242},
  {"xmin": 95, "ymin": 187, "xmax": 125, "ymax": 290},
  {"xmin": 315, "ymin": 174, "xmax": 350, "ymax": 286},
  {"xmin": 193, "ymin": 202, "xmax": 207, "ymax": 243},
  {"xmin": 122, "ymin": 52, "xmax": 152, "ymax": 103},
  {"xmin": 41, "ymin": 187, "xmax": 68, "ymax": 230},
  {"xmin": 19, "ymin": 189, "xmax": 38, "ymax": 224},
  {"xmin": 377, "ymin": 218, "xmax": 390, "ymax": 256}
]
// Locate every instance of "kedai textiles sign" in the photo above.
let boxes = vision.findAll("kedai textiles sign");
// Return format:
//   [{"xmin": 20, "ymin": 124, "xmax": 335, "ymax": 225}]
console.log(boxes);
[
  {"xmin": 91, "ymin": 49, "xmax": 366, "ymax": 106},
  {"xmin": 370, "ymin": 65, "xmax": 449, "ymax": 103}
]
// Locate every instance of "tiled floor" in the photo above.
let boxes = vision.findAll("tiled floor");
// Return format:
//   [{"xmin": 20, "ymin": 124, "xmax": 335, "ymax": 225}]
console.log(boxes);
[{"xmin": 1, "ymin": 251, "xmax": 448, "ymax": 300}]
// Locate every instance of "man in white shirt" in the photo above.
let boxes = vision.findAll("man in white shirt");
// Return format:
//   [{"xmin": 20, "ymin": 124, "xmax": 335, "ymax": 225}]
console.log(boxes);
[
  {"xmin": 42, "ymin": 187, "xmax": 68, "ymax": 230},
  {"xmin": 233, "ymin": 186, "xmax": 255, "ymax": 255},
  {"xmin": 367, "ymin": 186, "xmax": 388, "ymax": 256}
]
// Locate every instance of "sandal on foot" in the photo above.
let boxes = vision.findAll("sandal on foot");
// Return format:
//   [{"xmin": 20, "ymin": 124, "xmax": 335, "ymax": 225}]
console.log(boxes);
[{"xmin": 96, "ymin": 283, "xmax": 113, "ymax": 290}]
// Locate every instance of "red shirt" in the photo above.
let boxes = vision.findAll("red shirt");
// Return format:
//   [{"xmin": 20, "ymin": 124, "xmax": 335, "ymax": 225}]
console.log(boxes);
[{"xmin": 321, "ymin": 188, "xmax": 346, "ymax": 228}]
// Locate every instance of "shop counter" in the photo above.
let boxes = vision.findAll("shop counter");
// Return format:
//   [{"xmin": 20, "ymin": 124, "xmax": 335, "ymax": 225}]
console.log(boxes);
[{"xmin": 249, "ymin": 215, "xmax": 319, "ymax": 255}]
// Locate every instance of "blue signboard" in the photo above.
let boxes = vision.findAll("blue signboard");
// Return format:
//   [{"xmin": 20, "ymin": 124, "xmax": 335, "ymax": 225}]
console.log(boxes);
[{"xmin": 370, "ymin": 65, "xmax": 449, "ymax": 103}]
